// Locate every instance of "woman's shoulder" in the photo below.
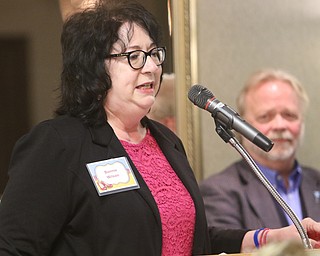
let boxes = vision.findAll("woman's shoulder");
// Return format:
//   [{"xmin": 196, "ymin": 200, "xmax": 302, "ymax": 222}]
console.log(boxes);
[
  {"xmin": 41, "ymin": 115, "xmax": 83, "ymax": 128},
  {"xmin": 146, "ymin": 118, "xmax": 179, "ymax": 139},
  {"xmin": 35, "ymin": 115, "xmax": 85, "ymax": 132},
  {"xmin": 24, "ymin": 115, "xmax": 88, "ymax": 144}
]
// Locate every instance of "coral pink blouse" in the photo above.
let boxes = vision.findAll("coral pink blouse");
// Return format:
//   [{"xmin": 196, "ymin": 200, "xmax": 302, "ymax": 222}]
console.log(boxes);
[{"xmin": 121, "ymin": 130, "xmax": 195, "ymax": 255}]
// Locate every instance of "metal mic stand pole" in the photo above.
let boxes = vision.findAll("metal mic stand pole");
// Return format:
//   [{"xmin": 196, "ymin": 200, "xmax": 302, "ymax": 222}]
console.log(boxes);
[{"xmin": 214, "ymin": 119, "xmax": 312, "ymax": 249}]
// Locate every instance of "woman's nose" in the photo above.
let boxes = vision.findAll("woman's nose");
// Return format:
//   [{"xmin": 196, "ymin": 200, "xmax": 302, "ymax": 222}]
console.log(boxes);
[{"xmin": 142, "ymin": 56, "xmax": 160, "ymax": 72}]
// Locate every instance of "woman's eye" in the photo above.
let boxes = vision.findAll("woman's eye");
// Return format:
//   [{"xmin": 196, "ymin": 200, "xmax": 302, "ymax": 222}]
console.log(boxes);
[
  {"xmin": 151, "ymin": 51, "xmax": 158, "ymax": 57},
  {"xmin": 129, "ymin": 53, "xmax": 140, "ymax": 61}
]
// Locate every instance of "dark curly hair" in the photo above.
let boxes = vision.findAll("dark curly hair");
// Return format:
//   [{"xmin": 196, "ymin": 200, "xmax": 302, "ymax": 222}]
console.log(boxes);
[{"xmin": 55, "ymin": 0, "xmax": 163, "ymax": 126}]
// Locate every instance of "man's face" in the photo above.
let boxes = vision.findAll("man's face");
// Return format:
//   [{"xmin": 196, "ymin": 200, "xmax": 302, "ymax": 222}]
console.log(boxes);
[{"xmin": 242, "ymin": 80, "xmax": 304, "ymax": 162}]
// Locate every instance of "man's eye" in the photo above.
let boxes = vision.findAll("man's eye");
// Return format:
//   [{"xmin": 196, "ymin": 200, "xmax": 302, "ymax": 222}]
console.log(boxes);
[
  {"xmin": 257, "ymin": 115, "xmax": 271, "ymax": 123},
  {"xmin": 282, "ymin": 112, "xmax": 298, "ymax": 121}
]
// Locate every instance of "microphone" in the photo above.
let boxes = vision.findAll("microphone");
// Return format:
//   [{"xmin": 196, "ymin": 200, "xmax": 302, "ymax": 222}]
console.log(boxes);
[
  {"xmin": 188, "ymin": 85, "xmax": 312, "ymax": 249},
  {"xmin": 188, "ymin": 84, "xmax": 274, "ymax": 152}
]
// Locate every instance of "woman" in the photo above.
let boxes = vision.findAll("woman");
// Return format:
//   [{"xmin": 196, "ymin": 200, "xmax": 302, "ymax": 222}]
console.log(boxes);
[{"xmin": 0, "ymin": 1, "xmax": 319, "ymax": 255}]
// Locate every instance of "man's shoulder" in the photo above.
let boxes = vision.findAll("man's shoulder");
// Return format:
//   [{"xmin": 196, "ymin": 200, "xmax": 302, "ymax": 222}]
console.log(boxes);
[
  {"xmin": 200, "ymin": 160, "xmax": 248, "ymax": 186},
  {"xmin": 301, "ymin": 165, "xmax": 320, "ymax": 178}
]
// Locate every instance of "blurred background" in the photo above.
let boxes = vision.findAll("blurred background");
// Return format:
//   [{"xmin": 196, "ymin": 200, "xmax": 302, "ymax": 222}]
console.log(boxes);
[
  {"xmin": 1, "ymin": 0, "xmax": 320, "ymax": 193},
  {"xmin": 0, "ymin": 0, "xmax": 171, "ymax": 194}
]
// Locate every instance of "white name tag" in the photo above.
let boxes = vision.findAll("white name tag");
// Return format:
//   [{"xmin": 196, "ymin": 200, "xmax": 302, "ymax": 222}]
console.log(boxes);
[{"xmin": 86, "ymin": 156, "xmax": 140, "ymax": 196}]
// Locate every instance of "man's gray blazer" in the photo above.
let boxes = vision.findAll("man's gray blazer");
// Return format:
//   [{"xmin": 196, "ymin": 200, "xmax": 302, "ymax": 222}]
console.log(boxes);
[{"xmin": 200, "ymin": 160, "xmax": 320, "ymax": 229}]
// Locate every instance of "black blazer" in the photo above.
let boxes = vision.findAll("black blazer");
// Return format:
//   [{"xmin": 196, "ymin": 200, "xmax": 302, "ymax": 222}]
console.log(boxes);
[
  {"xmin": 0, "ymin": 115, "xmax": 246, "ymax": 255},
  {"xmin": 200, "ymin": 159, "xmax": 320, "ymax": 230}
]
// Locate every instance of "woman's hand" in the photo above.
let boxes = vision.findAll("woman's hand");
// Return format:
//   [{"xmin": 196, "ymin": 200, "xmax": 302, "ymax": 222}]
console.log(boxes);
[
  {"xmin": 268, "ymin": 218, "xmax": 320, "ymax": 249},
  {"xmin": 241, "ymin": 218, "xmax": 320, "ymax": 253}
]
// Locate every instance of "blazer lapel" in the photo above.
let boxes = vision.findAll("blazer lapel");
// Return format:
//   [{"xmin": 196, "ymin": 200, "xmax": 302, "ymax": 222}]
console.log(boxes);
[
  {"xmin": 147, "ymin": 120, "xmax": 199, "ymax": 194},
  {"xmin": 300, "ymin": 169, "xmax": 320, "ymax": 221},
  {"xmin": 147, "ymin": 120, "xmax": 209, "ymax": 249},
  {"xmin": 88, "ymin": 123, "xmax": 162, "ymax": 226}
]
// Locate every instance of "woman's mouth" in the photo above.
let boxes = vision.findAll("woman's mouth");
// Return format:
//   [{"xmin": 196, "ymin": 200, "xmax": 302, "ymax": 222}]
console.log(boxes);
[{"xmin": 136, "ymin": 82, "xmax": 154, "ymax": 90}]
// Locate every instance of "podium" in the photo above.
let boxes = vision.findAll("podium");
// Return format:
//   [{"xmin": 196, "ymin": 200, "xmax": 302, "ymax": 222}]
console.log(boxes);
[{"xmin": 210, "ymin": 249, "xmax": 320, "ymax": 255}]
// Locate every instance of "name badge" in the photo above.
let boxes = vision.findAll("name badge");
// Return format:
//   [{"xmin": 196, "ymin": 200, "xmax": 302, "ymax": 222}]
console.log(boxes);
[{"xmin": 86, "ymin": 156, "xmax": 140, "ymax": 196}]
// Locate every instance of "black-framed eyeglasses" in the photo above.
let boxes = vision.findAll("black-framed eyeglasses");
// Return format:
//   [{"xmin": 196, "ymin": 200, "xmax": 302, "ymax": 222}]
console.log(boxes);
[{"xmin": 107, "ymin": 47, "xmax": 166, "ymax": 70}]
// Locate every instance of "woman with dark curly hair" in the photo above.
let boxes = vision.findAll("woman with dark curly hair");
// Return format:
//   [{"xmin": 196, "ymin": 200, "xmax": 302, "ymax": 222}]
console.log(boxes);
[{"xmin": 0, "ymin": 1, "xmax": 320, "ymax": 255}]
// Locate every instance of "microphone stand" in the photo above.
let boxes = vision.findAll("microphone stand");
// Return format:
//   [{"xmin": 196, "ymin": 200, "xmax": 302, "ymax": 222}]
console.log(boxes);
[{"xmin": 214, "ymin": 119, "xmax": 312, "ymax": 249}]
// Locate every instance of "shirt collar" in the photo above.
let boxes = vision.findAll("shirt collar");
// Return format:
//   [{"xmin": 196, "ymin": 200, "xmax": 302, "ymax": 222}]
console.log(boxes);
[{"xmin": 256, "ymin": 160, "xmax": 302, "ymax": 193}]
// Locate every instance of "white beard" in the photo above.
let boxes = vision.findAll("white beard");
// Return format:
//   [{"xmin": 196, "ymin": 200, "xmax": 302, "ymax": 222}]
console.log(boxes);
[{"xmin": 242, "ymin": 126, "xmax": 304, "ymax": 162}]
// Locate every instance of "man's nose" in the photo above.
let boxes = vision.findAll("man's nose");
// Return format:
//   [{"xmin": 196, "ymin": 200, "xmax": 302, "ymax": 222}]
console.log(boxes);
[{"xmin": 271, "ymin": 114, "xmax": 287, "ymax": 130}]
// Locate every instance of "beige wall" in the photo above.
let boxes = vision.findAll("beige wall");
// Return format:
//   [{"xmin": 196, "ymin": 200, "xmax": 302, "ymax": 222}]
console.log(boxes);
[
  {"xmin": 0, "ymin": 0, "xmax": 63, "ymax": 125},
  {"xmin": 196, "ymin": 0, "xmax": 320, "ymax": 179},
  {"xmin": 0, "ymin": 0, "xmax": 170, "ymax": 126}
]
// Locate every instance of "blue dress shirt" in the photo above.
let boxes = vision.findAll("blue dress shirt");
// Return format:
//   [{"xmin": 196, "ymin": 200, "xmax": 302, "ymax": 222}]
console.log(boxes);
[{"xmin": 257, "ymin": 161, "xmax": 302, "ymax": 225}]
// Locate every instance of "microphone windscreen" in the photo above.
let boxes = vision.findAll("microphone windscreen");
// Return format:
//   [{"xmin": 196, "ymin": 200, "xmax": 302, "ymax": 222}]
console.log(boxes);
[{"xmin": 188, "ymin": 84, "xmax": 214, "ymax": 109}]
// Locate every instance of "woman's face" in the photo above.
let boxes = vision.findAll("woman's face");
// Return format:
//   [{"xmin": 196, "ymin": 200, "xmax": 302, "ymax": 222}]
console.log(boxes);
[{"xmin": 104, "ymin": 23, "xmax": 162, "ymax": 119}]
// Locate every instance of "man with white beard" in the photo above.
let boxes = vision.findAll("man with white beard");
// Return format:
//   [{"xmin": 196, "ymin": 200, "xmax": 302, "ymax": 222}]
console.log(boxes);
[{"xmin": 200, "ymin": 69, "xmax": 320, "ymax": 230}]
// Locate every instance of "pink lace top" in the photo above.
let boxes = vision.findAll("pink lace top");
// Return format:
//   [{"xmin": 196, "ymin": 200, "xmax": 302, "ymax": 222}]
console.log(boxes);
[{"xmin": 120, "ymin": 130, "xmax": 195, "ymax": 256}]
